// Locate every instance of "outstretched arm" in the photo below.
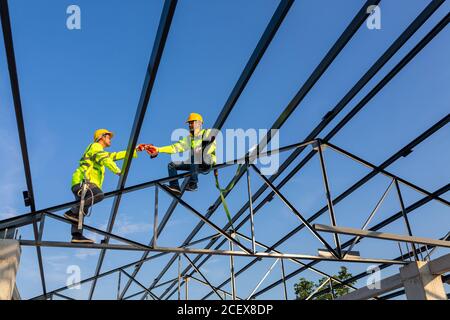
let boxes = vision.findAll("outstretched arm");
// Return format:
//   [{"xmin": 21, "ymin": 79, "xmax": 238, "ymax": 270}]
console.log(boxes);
[
  {"xmin": 91, "ymin": 144, "xmax": 137, "ymax": 175},
  {"xmin": 157, "ymin": 136, "xmax": 189, "ymax": 154},
  {"xmin": 109, "ymin": 150, "xmax": 138, "ymax": 161}
]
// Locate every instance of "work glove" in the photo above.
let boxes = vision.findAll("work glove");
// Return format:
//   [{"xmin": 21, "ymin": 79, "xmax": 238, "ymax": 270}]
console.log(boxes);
[
  {"xmin": 136, "ymin": 144, "xmax": 148, "ymax": 152},
  {"xmin": 136, "ymin": 144, "xmax": 159, "ymax": 158},
  {"xmin": 147, "ymin": 145, "xmax": 159, "ymax": 159}
]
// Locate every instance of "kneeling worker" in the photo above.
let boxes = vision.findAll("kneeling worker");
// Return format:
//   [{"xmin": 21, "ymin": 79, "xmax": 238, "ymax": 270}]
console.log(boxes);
[
  {"xmin": 64, "ymin": 129, "xmax": 138, "ymax": 243},
  {"xmin": 148, "ymin": 113, "xmax": 216, "ymax": 195}
]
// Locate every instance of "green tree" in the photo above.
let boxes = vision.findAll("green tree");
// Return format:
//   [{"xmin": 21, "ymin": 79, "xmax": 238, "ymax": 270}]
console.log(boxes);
[
  {"xmin": 294, "ymin": 266, "xmax": 356, "ymax": 300},
  {"xmin": 294, "ymin": 277, "xmax": 315, "ymax": 300}
]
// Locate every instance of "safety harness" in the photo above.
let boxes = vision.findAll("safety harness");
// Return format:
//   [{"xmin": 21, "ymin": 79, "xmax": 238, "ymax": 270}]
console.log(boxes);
[
  {"xmin": 76, "ymin": 143, "xmax": 98, "ymax": 231},
  {"xmin": 213, "ymin": 165, "xmax": 242, "ymax": 236},
  {"xmin": 138, "ymin": 131, "xmax": 241, "ymax": 235},
  {"xmin": 201, "ymin": 132, "xmax": 241, "ymax": 236}
]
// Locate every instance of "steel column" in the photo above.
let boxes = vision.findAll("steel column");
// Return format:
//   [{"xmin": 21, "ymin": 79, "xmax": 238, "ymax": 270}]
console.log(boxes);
[
  {"xmin": 316, "ymin": 140, "xmax": 341, "ymax": 257},
  {"xmin": 183, "ymin": 253, "xmax": 223, "ymax": 300},
  {"xmin": 229, "ymin": 240, "xmax": 236, "ymax": 300},
  {"xmin": 88, "ymin": 0, "xmax": 178, "ymax": 300},
  {"xmin": 0, "ymin": 0, "xmax": 47, "ymax": 294},
  {"xmin": 153, "ymin": 186, "xmax": 159, "ymax": 248},
  {"xmin": 250, "ymin": 164, "xmax": 340, "ymax": 259},
  {"xmin": 144, "ymin": 0, "xmax": 380, "ymax": 300},
  {"xmin": 132, "ymin": 0, "xmax": 295, "ymax": 299},
  {"xmin": 394, "ymin": 179, "xmax": 419, "ymax": 260},
  {"xmin": 246, "ymin": 163, "xmax": 256, "ymax": 254}
]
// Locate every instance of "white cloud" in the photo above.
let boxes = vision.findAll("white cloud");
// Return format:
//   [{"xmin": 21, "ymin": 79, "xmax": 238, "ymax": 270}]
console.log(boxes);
[
  {"xmin": 46, "ymin": 254, "xmax": 70, "ymax": 271},
  {"xmin": 75, "ymin": 249, "xmax": 98, "ymax": 260},
  {"xmin": 100, "ymin": 215, "xmax": 153, "ymax": 237}
]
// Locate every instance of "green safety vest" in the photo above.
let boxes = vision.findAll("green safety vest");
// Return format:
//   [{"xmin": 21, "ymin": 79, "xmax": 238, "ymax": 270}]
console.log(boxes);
[
  {"xmin": 158, "ymin": 129, "xmax": 217, "ymax": 165},
  {"xmin": 71, "ymin": 142, "xmax": 136, "ymax": 189}
]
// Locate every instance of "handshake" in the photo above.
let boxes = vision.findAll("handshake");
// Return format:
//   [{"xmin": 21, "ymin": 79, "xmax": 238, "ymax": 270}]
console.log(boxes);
[{"xmin": 136, "ymin": 144, "xmax": 159, "ymax": 158}]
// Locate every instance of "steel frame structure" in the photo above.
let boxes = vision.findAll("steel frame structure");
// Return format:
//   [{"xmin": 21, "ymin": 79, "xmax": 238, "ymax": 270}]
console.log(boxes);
[{"xmin": 0, "ymin": 0, "xmax": 448, "ymax": 300}]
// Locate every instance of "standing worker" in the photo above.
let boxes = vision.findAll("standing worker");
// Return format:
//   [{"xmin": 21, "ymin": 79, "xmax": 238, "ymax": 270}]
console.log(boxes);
[
  {"xmin": 144, "ymin": 113, "xmax": 216, "ymax": 195},
  {"xmin": 64, "ymin": 129, "xmax": 139, "ymax": 243}
]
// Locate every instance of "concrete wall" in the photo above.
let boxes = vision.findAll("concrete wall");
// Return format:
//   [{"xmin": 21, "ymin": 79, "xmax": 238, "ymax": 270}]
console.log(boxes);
[{"xmin": 0, "ymin": 240, "xmax": 21, "ymax": 300}]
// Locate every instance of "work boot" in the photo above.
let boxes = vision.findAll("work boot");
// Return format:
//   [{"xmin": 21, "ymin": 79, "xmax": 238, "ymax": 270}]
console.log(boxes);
[
  {"xmin": 166, "ymin": 185, "xmax": 182, "ymax": 196},
  {"xmin": 185, "ymin": 183, "xmax": 198, "ymax": 192},
  {"xmin": 71, "ymin": 234, "xmax": 94, "ymax": 244},
  {"xmin": 64, "ymin": 210, "xmax": 79, "ymax": 223}
]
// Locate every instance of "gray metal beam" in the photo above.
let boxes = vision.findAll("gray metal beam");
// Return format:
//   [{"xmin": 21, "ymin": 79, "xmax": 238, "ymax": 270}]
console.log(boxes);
[
  {"xmin": 0, "ymin": 0, "xmax": 47, "ymax": 294},
  {"xmin": 197, "ymin": 116, "xmax": 449, "ymax": 300},
  {"xmin": 161, "ymin": 1, "xmax": 447, "ymax": 300},
  {"xmin": 253, "ymin": 193, "xmax": 450, "ymax": 299},
  {"xmin": 120, "ymin": 0, "xmax": 295, "ymax": 299},
  {"xmin": 191, "ymin": 10, "xmax": 450, "ymax": 295},
  {"xmin": 172, "ymin": 117, "xmax": 449, "ymax": 300},
  {"xmin": 314, "ymin": 224, "xmax": 450, "ymax": 248},
  {"xmin": 143, "ymin": 0, "xmax": 381, "ymax": 300},
  {"xmin": 235, "ymin": 232, "xmax": 359, "ymax": 296},
  {"xmin": 323, "ymin": 142, "xmax": 449, "ymax": 207},
  {"xmin": 87, "ymin": 0, "xmax": 178, "ymax": 300},
  {"xmin": 30, "ymin": 238, "xmax": 209, "ymax": 301},
  {"xmin": 19, "ymin": 240, "xmax": 407, "ymax": 265}
]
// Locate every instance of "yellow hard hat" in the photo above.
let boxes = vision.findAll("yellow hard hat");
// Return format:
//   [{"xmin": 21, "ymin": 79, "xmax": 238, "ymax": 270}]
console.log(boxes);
[
  {"xmin": 186, "ymin": 113, "xmax": 203, "ymax": 123},
  {"xmin": 94, "ymin": 129, "xmax": 114, "ymax": 142}
]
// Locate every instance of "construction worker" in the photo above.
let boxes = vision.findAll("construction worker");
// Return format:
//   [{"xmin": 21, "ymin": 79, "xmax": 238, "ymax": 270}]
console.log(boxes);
[
  {"xmin": 64, "ymin": 129, "xmax": 139, "ymax": 243},
  {"xmin": 146, "ymin": 113, "xmax": 216, "ymax": 195}
]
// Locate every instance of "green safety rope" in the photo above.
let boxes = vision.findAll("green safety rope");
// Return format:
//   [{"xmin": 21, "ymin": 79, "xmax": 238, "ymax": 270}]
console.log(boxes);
[
  {"xmin": 213, "ymin": 164, "xmax": 243, "ymax": 238},
  {"xmin": 202, "ymin": 133, "xmax": 243, "ymax": 242}
]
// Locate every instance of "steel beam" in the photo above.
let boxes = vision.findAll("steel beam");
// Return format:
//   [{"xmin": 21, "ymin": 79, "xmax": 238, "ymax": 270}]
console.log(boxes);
[
  {"xmin": 183, "ymin": 253, "xmax": 223, "ymax": 300},
  {"xmin": 250, "ymin": 164, "xmax": 340, "ymax": 258},
  {"xmin": 253, "ymin": 196, "xmax": 450, "ymax": 299},
  {"xmin": 19, "ymin": 240, "xmax": 407, "ymax": 265},
  {"xmin": 29, "ymin": 234, "xmax": 220, "ymax": 301},
  {"xmin": 188, "ymin": 276, "xmax": 238, "ymax": 300},
  {"xmin": 199, "ymin": 181, "xmax": 449, "ymax": 300},
  {"xmin": 1, "ymin": 1, "xmax": 448, "ymax": 300},
  {"xmin": 119, "ymin": 268, "xmax": 159, "ymax": 300},
  {"xmin": 316, "ymin": 140, "xmax": 341, "ymax": 257},
  {"xmin": 158, "ymin": 183, "xmax": 253, "ymax": 254},
  {"xmin": 195, "ymin": 110, "xmax": 449, "ymax": 300},
  {"xmin": 88, "ymin": 0, "xmax": 178, "ymax": 300},
  {"xmin": 160, "ymin": 4, "xmax": 447, "ymax": 300},
  {"xmin": 314, "ymin": 224, "xmax": 450, "ymax": 248},
  {"xmin": 124, "ymin": 0, "xmax": 295, "ymax": 299},
  {"xmin": 0, "ymin": 0, "xmax": 46, "ymax": 294},
  {"xmin": 344, "ymin": 179, "xmax": 395, "ymax": 257},
  {"xmin": 143, "ymin": 0, "xmax": 380, "ymax": 300},
  {"xmin": 247, "ymin": 259, "xmax": 280, "ymax": 300},
  {"xmin": 235, "ymin": 232, "xmax": 359, "ymax": 293},
  {"xmin": 0, "ymin": 212, "xmax": 43, "ymax": 231},
  {"xmin": 323, "ymin": 142, "xmax": 449, "ymax": 207}
]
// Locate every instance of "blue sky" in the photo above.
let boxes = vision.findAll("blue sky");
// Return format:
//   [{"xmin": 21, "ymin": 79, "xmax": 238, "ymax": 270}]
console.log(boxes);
[{"xmin": 0, "ymin": 0, "xmax": 449, "ymax": 300}]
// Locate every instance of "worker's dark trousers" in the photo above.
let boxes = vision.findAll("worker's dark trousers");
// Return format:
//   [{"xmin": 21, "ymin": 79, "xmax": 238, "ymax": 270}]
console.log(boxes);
[
  {"xmin": 69, "ymin": 183, "xmax": 104, "ymax": 236},
  {"xmin": 168, "ymin": 159, "xmax": 209, "ymax": 189}
]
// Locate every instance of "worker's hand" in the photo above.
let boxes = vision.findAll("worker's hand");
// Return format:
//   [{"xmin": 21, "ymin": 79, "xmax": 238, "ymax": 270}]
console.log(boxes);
[
  {"xmin": 116, "ymin": 171, "xmax": 122, "ymax": 176},
  {"xmin": 135, "ymin": 144, "xmax": 159, "ymax": 158},
  {"xmin": 148, "ymin": 146, "xmax": 159, "ymax": 159},
  {"xmin": 136, "ymin": 144, "xmax": 147, "ymax": 152}
]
